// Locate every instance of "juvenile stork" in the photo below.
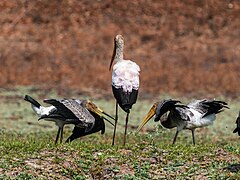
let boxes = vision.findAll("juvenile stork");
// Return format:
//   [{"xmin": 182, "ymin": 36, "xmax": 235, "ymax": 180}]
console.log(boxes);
[
  {"xmin": 24, "ymin": 95, "xmax": 114, "ymax": 144},
  {"xmin": 137, "ymin": 99, "xmax": 228, "ymax": 145},
  {"xmin": 233, "ymin": 111, "xmax": 240, "ymax": 136},
  {"xmin": 109, "ymin": 35, "xmax": 140, "ymax": 146}
]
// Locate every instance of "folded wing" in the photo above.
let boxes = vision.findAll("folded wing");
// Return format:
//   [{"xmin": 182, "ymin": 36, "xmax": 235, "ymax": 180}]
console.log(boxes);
[{"xmin": 43, "ymin": 99, "xmax": 95, "ymax": 132}]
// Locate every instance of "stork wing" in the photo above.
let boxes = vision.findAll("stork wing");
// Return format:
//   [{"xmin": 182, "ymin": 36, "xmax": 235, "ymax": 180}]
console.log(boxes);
[
  {"xmin": 175, "ymin": 107, "xmax": 190, "ymax": 121},
  {"xmin": 187, "ymin": 99, "xmax": 228, "ymax": 117},
  {"xmin": 187, "ymin": 99, "xmax": 208, "ymax": 114},
  {"xmin": 44, "ymin": 99, "xmax": 95, "ymax": 131}
]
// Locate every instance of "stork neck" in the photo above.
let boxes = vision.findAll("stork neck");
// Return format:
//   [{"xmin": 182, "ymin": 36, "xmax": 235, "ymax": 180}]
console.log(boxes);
[{"xmin": 114, "ymin": 44, "xmax": 124, "ymax": 61}]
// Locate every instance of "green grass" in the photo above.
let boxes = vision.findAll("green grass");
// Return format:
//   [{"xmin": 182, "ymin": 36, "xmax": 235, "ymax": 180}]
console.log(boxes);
[{"xmin": 0, "ymin": 86, "xmax": 239, "ymax": 179}]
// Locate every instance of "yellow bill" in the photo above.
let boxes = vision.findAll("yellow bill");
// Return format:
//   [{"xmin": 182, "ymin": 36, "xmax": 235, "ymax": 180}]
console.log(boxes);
[
  {"xmin": 136, "ymin": 103, "xmax": 158, "ymax": 133},
  {"xmin": 86, "ymin": 100, "xmax": 115, "ymax": 126},
  {"xmin": 86, "ymin": 100, "xmax": 114, "ymax": 119},
  {"xmin": 86, "ymin": 100, "xmax": 104, "ymax": 116}
]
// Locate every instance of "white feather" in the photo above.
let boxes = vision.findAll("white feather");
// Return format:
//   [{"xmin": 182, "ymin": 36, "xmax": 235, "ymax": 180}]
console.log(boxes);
[
  {"xmin": 186, "ymin": 108, "xmax": 216, "ymax": 129},
  {"xmin": 31, "ymin": 104, "xmax": 55, "ymax": 117},
  {"xmin": 112, "ymin": 60, "xmax": 140, "ymax": 93}
]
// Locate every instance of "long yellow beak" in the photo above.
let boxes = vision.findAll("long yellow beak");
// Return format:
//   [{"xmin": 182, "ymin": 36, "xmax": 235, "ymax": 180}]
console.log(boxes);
[
  {"xmin": 86, "ymin": 100, "xmax": 115, "ymax": 126},
  {"xmin": 136, "ymin": 103, "xmax": 157, "ymax": 133},
  {"xmin": 86, "ymin": 100, "xmax": 105, "ymax": 117}
]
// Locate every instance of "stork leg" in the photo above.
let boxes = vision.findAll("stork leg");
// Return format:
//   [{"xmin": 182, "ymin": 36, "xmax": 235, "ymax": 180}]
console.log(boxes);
[
  {"xmin": 112, "ymin": 101, "xmax": 118, "ymax": 146},
  {"xmin": 55, "ymin": 127, "xmax": 61, "ymax": 144},
  {"xmin": 60, "ymin": 126, "xmax": 64, "ymax": 143},
  {"xmin": 123, "ymin": 112, "xmax": 130, "ymax": 146},
  {"xmin": 191, "ymin": 129, "xmax": 195, "ymax": 145},
  {"xmin": 172, "ymin": 130, "xmax": 179, "ymax": 145}
]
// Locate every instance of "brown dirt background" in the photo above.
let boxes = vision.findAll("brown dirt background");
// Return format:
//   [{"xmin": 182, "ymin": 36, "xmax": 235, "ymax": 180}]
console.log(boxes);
[{"xmin": 0, "ymin": 0, "xmax": 239, "ymax": 98}]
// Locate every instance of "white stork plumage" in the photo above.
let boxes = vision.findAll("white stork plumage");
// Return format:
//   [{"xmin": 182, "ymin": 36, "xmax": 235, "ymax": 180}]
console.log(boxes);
[
  {"xmin": 109, "ymin": 35, "xmax": 140, "ymax": 146},
  {"xmin": 24, "ymin": 95, "xmax": 114, "ymax": 144},
  {"xmin": 137, "ymin": 99, "xmax": 229, "ymax": 145},
  {"xmin": 233, "ymin": 111, "xmax": 240, "ymax": 136}
]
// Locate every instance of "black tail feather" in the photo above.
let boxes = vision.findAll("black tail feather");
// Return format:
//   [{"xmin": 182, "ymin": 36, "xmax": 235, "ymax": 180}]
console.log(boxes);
[{"xmin": 24, "ymin": 95, "xmax": 41, "ymax": 108}]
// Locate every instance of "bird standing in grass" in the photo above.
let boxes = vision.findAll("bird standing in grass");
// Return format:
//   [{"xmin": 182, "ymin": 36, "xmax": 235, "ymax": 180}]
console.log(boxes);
[
  {"xmin": 24, "ymin": 95, "xmax": 114, "ymax": 144},
  {"xmin": 233, "ymin": 111, "xmax": 240, "ymax": 136},
  {"xmin": 137, "ymin": 99, "xmax": 229, "ymax": 145},
  {"xmin": 109, "ymin": 35, "xmax": 140, "ymax": 146}
]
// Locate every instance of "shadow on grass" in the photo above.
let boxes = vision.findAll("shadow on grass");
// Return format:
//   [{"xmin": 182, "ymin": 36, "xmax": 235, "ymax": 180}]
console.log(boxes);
[{"xmin": 225, "ymin": 164, "xmax": 240, "ymax": 173}]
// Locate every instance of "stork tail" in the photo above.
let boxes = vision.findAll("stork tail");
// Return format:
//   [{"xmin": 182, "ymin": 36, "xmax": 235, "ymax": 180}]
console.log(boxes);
[{"xmin": 24, "ymin": 95, "xmax": 41, "ymax": 108}]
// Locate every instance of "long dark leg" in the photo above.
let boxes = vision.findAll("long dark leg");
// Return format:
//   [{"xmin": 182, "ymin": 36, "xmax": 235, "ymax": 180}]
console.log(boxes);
[
  {"xmin": 172, "ymin": 130, "xmax": 179, "ymax": 145},
  {"xmin": 60, "ymin": 126, "xmax": 64, "ymax": 143},
  {"xmin": 123, "ymin": 112, "xmax": 130, "ymax": 146},
  {"xmin": 55, "ymin": 127, "xmax": 61, "ymax": 144},
  {"xmin": 112, "ymin": 101, "xmax": 118, "ymax": 146},
  {"xmin": 191, "ymin": 129, "xmax": 195, "ymax": 145}
]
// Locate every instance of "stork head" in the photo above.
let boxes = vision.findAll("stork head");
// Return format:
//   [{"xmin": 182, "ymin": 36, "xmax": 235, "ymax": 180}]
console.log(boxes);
[
  {"xmin": 85, "ymin": 100, "xmax": 104, "ymax": 117},
  {"xmin": 109, "ymin": 34, "xmax": 124, "ymax": 71},
  {"xmin": 115, "ymin": 35, "xmax": 124, "ymax": 47},
  {"xmin": 136, "ymin": 102, "xmax": 158, "ymax": 132}
]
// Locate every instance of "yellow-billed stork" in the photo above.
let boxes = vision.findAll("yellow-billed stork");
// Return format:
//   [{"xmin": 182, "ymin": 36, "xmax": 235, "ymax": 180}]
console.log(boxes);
[
  {"xmin": 109, "ymin": 35, "xmax": 140, "ymax": 146},
  {"xmin": 24, "ymin": 95, "xmax": 114, "ymax": 144},
  {"xmin": 233, "ymin": 111, "xmax": 240, "ymax": 136},
  {"xmin": 137, "ymin": 99, "xmax": 229, "ymax": 145}
]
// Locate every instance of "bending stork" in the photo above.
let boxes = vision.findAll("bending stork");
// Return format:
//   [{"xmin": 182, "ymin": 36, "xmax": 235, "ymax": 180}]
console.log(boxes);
[
  {"xmin": 233, "ymin": 111, "xmax": 240, "ymax": 136},
  {"xmin": 24, "ymin": 95, "xmax": 114, "ymax": 144},
  {"xmin": 109, "ymin": 35, "xmax": 140, "ymax": 146},
  {"xmin": 137, "ymin": 99, "xmax": 228, "ymax": 145}
]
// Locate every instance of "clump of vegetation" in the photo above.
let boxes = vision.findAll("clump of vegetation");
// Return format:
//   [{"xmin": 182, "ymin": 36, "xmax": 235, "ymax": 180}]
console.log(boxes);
[{"xmin": 0, "ymin": 87, "xmax": 239, "ymax": 178}]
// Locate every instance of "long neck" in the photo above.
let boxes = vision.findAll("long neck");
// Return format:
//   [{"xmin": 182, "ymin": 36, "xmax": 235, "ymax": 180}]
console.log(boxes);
[{"xmin": 112, "ymin": 41, "xmax": 124, "ymax": 62}]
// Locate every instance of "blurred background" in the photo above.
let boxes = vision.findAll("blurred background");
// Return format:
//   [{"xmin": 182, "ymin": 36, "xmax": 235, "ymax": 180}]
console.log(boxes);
[{"xmin": 0, "ymin": 0, "xmax": 239, "ymax": 98}]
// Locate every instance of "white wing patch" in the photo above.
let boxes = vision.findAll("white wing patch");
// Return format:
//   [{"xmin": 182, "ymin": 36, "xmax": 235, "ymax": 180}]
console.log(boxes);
[
  {"xmin": 185, "ymin": 108, "xmax": 216, "ymax": 129},
  {"xmin": 31, "ymin": 104, "xmax": 56, "ymax": 117},
  {"xmin": 112, "ymin": 60, "xmax": 140, "ymax": 93}
]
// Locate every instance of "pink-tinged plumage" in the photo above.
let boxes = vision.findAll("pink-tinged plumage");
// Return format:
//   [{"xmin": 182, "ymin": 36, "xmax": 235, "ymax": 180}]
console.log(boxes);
[
  {"xmin": 112, "ymin": 60, "xmax": 140, "ymax": 93},
  {"xmin": 109, "ymin": 34, "xmax": 140, "ymax": 146}
]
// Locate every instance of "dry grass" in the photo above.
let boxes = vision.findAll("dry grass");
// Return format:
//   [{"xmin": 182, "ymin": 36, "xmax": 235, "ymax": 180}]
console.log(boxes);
[{"xmin": 0, "ymin": 0, "xmax": 240, "ymax": 98}]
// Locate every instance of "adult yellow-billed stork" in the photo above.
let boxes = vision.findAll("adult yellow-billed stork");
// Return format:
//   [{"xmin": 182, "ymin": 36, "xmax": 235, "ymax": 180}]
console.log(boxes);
[
  {"xmin": 109, "ymin": 35, "xmax": 140, "ymax": 146},
  {"xmin": 233, "ymin": 111, "xmax": 240, "ymax": 136},
  {"xmin": 24, "ymin": 95, "xmax": 114, "ymax": 144},
  {"xmin": 137, "ymin": 99, "xmax": 228, "ymax": 145}
]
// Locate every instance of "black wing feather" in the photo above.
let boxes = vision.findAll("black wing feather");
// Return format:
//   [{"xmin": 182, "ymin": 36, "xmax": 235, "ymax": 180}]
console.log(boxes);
[
  {"xmin": 202, "ymin": 100, "xmax": 229, "ymax": 118},
  {"xmin": 43, "ymin": 99, "xmax": 78, "ymax": 119},
  {"xmin": 112, "ymin": 86, "xmax": 138, "ymax": 113},
  {"xmin": 65, "ymin": 112, "xmax": 105, "ymax": 142}
]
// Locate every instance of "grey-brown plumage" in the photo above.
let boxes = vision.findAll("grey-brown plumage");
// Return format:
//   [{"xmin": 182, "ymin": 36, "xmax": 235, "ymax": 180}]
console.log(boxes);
[{"xmin": 233, "ymin": 111, "xmax": 240, "ymax": 136}]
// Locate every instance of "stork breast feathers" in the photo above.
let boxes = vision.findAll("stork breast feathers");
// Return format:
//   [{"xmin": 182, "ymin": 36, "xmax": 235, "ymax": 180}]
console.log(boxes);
[{"xmin": 112, "ymin": 60, "xmax": 140, "ymax": 93}]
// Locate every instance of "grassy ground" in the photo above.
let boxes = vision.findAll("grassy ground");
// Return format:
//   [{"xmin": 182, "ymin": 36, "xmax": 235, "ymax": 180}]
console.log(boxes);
[{"xmin": 0, "ymin": 87, "xmax": 239, "ymax": 179}]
